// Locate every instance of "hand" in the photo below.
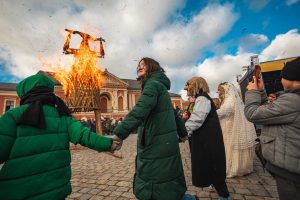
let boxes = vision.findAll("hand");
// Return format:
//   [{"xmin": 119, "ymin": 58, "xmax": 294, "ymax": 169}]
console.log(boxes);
[
  {"xmin": 247, "ymin": 76, "xmax": 263, "ymax": 91},
  {"xmin": 179, "ymin": 136, "xmax": 188, "ymax": 143},
  {"xmin": 111, "ymin": 140, "xmax": 121, "ymax": 151},
  {"xmin": 108, "ymin": 135, "xmax": 123, "ymax": 151}
]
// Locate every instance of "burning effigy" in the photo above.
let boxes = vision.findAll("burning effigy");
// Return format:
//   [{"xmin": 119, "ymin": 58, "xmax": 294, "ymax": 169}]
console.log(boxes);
[{"xmin": 54, "ymin": 29, "xmax": 106, "ymax": 134}]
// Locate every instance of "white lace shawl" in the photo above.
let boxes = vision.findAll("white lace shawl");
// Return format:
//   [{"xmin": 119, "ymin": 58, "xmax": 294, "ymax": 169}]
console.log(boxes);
[{"xmin": 217, "ymin": 83, "xmax": 256, "ymax": 150}]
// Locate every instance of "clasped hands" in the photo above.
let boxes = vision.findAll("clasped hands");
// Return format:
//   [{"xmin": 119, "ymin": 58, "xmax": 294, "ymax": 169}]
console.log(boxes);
[{"xmin": 109, "ymin": 135, "xmax": 123, "ymax": 151}]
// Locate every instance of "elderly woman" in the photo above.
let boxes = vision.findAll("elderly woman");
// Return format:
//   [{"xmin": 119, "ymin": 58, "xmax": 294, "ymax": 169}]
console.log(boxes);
[
  {"xmin": 112, "ymin": 57, "xmax": 191, "ymax": 200},
  {"xmin": 184, "ymin": 77, "xmax": 231, "ymax": 200},
  {"xmin": 217, "ymin": 82, "xmax": 256, "ymax": 178}
]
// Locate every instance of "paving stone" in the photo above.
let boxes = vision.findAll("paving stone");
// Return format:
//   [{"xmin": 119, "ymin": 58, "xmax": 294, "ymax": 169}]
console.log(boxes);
[
  {"xmin": 234, "ymin": 188, "xmax": 253, "ymax": 195},
  {"xmin": 116, "ymin": 181, "xmax": 131, "ymax": 187},
  {"xmin": 68, "ymin": 192, "xmax": 82, "ymax": 198},
  {"xmin": 248, "ymin": 188, "xmax": 269, "ymax": 196},
  {"xmin": 79, "ymin": 188, "xmax": 92, "ymax": 193},
  {"xmin": 121, "ymin": 192, "xmax": 135, "ymax": 198},
  {"xmin": 89, "ymin": 195, "xmax": 105, "ymax": 200},
  {"xmin": 88, "ymin": 189, "xmax": 100, "ymax": 195},
  {"xmin": 106, "ymin": 185, "xmax": 118, "ymax": 191},
  {"xmin": 98, "ymin": 190, "xmax": 111, "ymax": 196},
  {"xmin": 78, "ymin": 193, "xmax": 93, "ymax": 200},
  {"xmin": 231, "ymin": 193, "xmax": 245, "ymax": 200},
  {"xmin": 110, "ymin": 191, "xmax": 123, "ymax": 197},
  {"xmin": 244, "ymin": 195, "xmax": 265, "ymax": 200}
]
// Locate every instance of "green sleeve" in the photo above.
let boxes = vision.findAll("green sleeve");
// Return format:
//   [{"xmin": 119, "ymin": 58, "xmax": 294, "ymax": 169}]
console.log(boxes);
[
  {"xmin": 67, "ymin": 118, "xmax": 113, "ymax": 152},
  {"xmin": 0, "ymin": 110, "xmax": 17, "ymax": 163},
  {"xmin": 173, "ymin": 109, "xmax": 188, "ymax": 138},
  {"xmin": 113, "ymin": 81, "xmax": 159, "ymax": 140}
]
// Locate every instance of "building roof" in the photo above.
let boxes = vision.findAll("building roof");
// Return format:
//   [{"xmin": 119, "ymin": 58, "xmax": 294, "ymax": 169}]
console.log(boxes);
[
  {"xmin": 121, "ymin": 79, "xmax": 140, "ymax": 90},
  {"xmin": 169, "ymin": 92, "xmax": 181, "ymax": 98},
  {"xmin": 0, "ymin": 82, "xmax": 17, "ymax": 91}
]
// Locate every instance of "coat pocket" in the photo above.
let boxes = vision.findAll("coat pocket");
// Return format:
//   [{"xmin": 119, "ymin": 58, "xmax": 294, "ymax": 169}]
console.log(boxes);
[{"xmin": 260, "ymin": 135, "xmax": 276, "ymax": 163}]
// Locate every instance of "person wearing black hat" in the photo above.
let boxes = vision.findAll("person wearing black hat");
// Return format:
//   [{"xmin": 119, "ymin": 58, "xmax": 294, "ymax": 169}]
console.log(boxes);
[{"xmin": 244, "ymin": 57, "xmax": 300, "ymax": 200}]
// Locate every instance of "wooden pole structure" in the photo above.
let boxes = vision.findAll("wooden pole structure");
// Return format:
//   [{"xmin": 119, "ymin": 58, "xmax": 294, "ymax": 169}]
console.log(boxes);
[{"xmin": 94, "ymin": 109, "xmax": 103, "ymax": 135}]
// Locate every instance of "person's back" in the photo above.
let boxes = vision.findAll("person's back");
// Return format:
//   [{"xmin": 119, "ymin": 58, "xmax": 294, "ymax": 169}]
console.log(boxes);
[
  {"xmin": 244, "ymin": 57, "xmax": 300, "ymax": 200},
  {"xmin": 0, "ymin": 74, "xmax": 114, "ymax": 199}
]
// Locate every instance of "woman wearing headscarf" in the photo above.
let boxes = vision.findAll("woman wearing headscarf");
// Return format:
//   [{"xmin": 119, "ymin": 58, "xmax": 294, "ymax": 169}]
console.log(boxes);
[
  {"xmin": 217, "ymin": 82, "xmax": 257, "ymax": 178},
  {"xmin": 111, "ymin": 57, "xmax": 192, "ymax": 200},
  {"xmin": 184, "ymin": 77, "xmax": 231, "ymax": 200}
]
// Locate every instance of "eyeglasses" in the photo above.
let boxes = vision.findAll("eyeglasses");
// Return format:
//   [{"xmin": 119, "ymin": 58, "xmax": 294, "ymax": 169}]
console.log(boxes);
[{"xmin": 137, "ymin": 63, "xmax": 146, "ymax": 70}]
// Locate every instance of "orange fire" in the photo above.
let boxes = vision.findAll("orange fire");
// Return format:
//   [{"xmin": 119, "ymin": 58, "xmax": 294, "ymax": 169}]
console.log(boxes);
[{"xmin": 53, "ymin": 30, "xmax": 105, "ymax": 99}]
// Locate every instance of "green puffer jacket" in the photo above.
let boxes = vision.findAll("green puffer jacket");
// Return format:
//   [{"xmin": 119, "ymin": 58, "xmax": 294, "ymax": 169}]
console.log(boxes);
[
  {"xmin": 0, "ymin": 74, "xmax": 113, "ymax": 200},
  {"xmin": 113, "ymin": 71, "xmax": 187, "ymax": 200}
]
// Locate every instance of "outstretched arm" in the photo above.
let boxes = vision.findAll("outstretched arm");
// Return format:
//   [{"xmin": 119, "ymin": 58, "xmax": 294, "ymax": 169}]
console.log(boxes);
[{"xmin": 68, "ymin": 118, "xmax": 113, "ymax": 152}]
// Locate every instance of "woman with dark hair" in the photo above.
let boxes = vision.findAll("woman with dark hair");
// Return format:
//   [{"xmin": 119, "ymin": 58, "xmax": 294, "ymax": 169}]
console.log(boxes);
[{"xmin": 112, "ymin": 57, "xmax": 193, "ymax": 200}]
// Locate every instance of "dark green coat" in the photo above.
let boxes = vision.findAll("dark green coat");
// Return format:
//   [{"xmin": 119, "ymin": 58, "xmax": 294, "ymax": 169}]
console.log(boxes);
[
  {"xmin": 113, "ymin": 72, "xmax": 187, "ymax": 200},
  {"xmin": 0, "ymin": 74, "xmax": 113, "ymax": 200}
]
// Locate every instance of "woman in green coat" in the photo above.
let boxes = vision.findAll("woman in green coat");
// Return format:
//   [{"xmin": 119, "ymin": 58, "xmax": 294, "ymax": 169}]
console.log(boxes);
[
  {"xmin": 112, "ymin": 57, "xmax": 190, "ymax": 200},
  {"xmin": 0, "ymin": 73, "xmax": 119, "ymax": 200}
]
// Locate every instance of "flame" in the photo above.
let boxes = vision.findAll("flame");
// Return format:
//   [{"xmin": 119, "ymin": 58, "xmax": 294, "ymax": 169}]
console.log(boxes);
[{"xmin": 54, "ymin": 34, "xmax": 105, "ymax": 98}]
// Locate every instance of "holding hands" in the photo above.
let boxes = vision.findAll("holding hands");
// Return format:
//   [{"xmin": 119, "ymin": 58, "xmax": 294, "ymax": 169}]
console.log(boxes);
[{"xmin": 109, "ymin": 135, "xmax": 123, "ymax": 151}]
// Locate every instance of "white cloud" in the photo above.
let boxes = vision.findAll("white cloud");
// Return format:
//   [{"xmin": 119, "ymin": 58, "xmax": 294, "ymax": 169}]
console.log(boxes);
[
  {"xmin": 286, "ymin": 0, "xmax": 299, "ymax": 5},
  {"xmin": 0, "ymin": 1, "xmax": 239, "ymax": 98},
  {"xmin": 261, "ymin": 29, "xmax": 300, "ymax": 60},
  {"xmin": 152, "ymin": 3, "xmax": 238, "ymax": 67},
  {"xmin": 244, "ymin": 0, "xmax": 270, "ymax": 11},
  {"xmin": 238, "ymin": 33, "xmax": 269, "ymax": 53},
  {"xmin": 196, "ymin": 53, "xmax": 253, "ymax": 95}
]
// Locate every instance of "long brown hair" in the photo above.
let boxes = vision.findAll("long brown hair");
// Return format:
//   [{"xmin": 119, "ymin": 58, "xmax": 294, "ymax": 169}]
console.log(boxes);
[{"xmin": 138, "ymin": 57, "xmax": 165, "ymax": 77}]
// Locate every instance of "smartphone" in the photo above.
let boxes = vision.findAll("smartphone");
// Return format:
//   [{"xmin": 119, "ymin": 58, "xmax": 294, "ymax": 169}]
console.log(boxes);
[
  {"xmin": 248, "ymin": 65, "xmax": 261, "ymax": 83},
  {"xmin": 254, "ymin": 65, "xmax": 261, "ymax": 80}
]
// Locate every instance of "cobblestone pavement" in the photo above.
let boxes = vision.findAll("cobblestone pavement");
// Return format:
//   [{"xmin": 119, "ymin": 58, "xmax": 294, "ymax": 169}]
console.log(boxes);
[{"xmin": 67, "ymin": 134, "xmax": 279, "ymax": 200}]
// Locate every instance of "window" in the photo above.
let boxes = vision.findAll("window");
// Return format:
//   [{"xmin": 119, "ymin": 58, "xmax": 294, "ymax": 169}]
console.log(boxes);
[{"xmin": 5, "ymin": 100, "xmax": 15, "ymax": 112}]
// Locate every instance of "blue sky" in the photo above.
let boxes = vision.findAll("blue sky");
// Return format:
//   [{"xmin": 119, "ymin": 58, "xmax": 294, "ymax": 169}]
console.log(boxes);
[{"xmin": 0, "ymin": 0, "xmax": 299, "ymax": 97}]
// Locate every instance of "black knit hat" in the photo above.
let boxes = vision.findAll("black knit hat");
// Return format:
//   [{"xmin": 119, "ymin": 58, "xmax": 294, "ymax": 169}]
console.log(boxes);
[{"xmin": 281, "ymin": 57, "xmax": 300, "ymax": 81}]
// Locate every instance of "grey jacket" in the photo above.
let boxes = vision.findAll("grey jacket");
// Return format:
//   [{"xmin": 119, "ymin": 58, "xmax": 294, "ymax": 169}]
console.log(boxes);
[{"xmin": 244, "ymin": 87, "xmax": 300, "ymax": 174}]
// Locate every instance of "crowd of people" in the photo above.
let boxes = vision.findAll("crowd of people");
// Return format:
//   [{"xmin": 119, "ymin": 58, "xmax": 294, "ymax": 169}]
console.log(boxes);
[
  {"xmin": 79, "ymin": 117, "xmax": 123, "ymax": 135},
  {"xmin": 0, "ymin": 57, "xmax": 299, "ymax": 200}
]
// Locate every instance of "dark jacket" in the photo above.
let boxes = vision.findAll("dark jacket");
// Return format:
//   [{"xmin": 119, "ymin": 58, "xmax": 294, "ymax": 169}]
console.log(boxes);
[
  {"xmin": 0, "ymin": 74, "xmax": 113, "ymax": 200},
  {"xmin": 189, "ymin": 93, "xmax": 226, "ymax": 187},
  {"xmin": 113, "ymin": 71, "xmax": 187, "ymax": 200}
]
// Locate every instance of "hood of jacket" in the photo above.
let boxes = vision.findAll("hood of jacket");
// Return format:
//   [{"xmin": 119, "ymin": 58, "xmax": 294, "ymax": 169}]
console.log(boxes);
[
  {"xmin": 16, "ymin": 73, "xmax": 55, "ymax": 99},
  {"xmin": 142, "ymin": 71, "xmax": 170, "ymax": 90}
]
